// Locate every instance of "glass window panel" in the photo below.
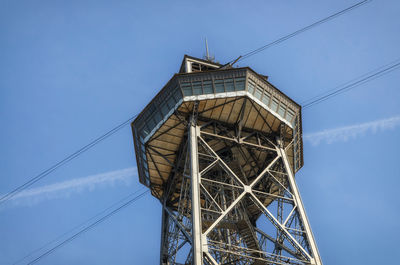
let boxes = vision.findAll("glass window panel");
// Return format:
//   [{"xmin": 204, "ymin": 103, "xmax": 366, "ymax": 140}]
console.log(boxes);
[
  {"xmin": 160, "ymin": 103, "xmax": 169, "ymax": 116},
  {"xmin": 215, "ymin": 80, "xmax": 224, "ymax": 93},
  {"xmin": 193, "ymin": 81, "xmax": 202, "ymax": 95},
  {"xmin": 255, "ymin": 87, "xmax": 263, "ymax": 100},
  {"xmin": 154, "ymin": 111, "xmax": 162, "ymax": 124},
  {"xmin": 167, "ymin": 95, "xmax": 175, "ymax": 109},
  {"xmin": 262, "ymin": 93, "xmax": 270, "ymax": 106},
  {"xmin": 271, "ymin": 99, "xmax": 279, "ymax": 112},
  {"xmin": 248, "ymin": 80, "xmax": 255, "ymax": 94},
  {"xmin": 225, "ymin": 78, "xmax": 234, "ymax": 92},
  {"xmin": 147, "ymin": 103, "xmax": 156, "ymax": 114},
  {"xmin": 278, "ymin": 104, "xmax": 286, "ymax": 117},
  {"xmin": 173, "ymin": 88, "xmax": 182, "ymax": 101},
  {"xmin": 203, "ymin": 80, "xmax": 213, "ymax": 94},
  {"xmin": 147, "ymin": 117, "xmax": 156, "ymax": 131},
  {"xmin": 286, "ymin": 109, "xmax": 295, "ymax": 122},
  {"xmin": 235, "ymin": 77, "xmax": 245, "ymax": 91},
  {"xmin": 181, "ymin": 83, "xmax": 192, "ymax": 96}
]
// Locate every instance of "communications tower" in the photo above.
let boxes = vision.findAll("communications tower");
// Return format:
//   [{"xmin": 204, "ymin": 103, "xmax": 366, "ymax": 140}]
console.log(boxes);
[{"xmin": 131, "ymin": 55, "xmax": 322, "ymax": 265}]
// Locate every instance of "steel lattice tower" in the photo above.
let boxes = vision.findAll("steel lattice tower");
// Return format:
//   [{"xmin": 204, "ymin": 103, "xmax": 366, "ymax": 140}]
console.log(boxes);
[{"xmin": 131, "ymin": 55, "xmax": 322, "ymax": 265}]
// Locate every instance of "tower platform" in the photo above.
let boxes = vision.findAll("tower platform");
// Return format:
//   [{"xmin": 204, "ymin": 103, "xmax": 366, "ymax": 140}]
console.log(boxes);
[{"xmin": 131, "ymin": 55, "xmax": 321, "ymax": 265}]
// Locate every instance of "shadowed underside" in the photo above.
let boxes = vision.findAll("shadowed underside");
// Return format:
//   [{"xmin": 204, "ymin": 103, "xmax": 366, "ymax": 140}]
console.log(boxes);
[{"xmin": 144, "ymin": 97, "xmax": 296, "ymax": 201}]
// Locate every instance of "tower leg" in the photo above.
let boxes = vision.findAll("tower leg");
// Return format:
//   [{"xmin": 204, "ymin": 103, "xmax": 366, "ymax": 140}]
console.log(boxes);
[
  {"xmin": 160, "ymin": 206, "xmax": 169, "ymax": 265},
  {"xmin": 189, "ymin": 119, "xmax": 203, "ymax": 265},
  {"xmin": 279, "ymin": 146, "xmax": 322, "ymax": 265}
]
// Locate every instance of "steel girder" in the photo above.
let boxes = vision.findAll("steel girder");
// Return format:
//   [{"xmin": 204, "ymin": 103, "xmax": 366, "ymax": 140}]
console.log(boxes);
[{"xmin": 159, "ymin": 115, "xmax": 321, "ymax": 265}]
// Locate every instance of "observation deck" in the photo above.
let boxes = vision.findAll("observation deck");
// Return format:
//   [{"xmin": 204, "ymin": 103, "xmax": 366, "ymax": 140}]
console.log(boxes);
[{"xmin": 132, "ymin": 55, "xmax": 303, "ymax": 200}]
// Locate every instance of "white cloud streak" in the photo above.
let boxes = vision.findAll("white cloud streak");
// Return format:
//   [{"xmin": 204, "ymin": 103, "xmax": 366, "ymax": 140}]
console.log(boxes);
[
  {"xmin": 4, "ymin": 116, "xmax": 398, "ymax": 205},
  {"xmin": 2, "ymin": 167, "xmax": 137, "ymax": 207},
  {"xmin": 303, "ymin": 115, "xmax": 400, "ymax": 146}
]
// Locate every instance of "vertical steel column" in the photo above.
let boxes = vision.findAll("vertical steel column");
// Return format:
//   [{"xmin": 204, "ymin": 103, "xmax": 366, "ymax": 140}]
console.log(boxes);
[
  {"xmin": 159, "ymin": 205, "xmax": 168, "ymax": 265},
  {"xmin": 189, "ymin": 118, "xmax": 203, "ymax": 265},
  {"xmin": 279, "ymin": 146, "xmax": 323, "ymax": 265}
]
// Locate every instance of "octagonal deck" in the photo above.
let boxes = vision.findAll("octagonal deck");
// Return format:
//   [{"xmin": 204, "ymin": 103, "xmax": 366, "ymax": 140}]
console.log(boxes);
[{"xmin": 132, "ymin": 65, "xmax": 303, "ymax": 199}]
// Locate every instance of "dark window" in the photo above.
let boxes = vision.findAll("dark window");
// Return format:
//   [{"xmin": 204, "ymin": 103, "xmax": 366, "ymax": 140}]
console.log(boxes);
[
  {"xmin": 181, "ymin": 83, "xmax": 192, "ymax": 96},
  {"xmin": 203, "ymin": 80, "xmax": 213, "ymax": 94},
  {"xmin": 215, "ymin": 80, "xmax": 224, "ymax": 93},
  {"xmin": 193, "ymin": 81, "xmax": 202, "ymax": 95},
  {"xmin": 235, "ymin": 77, "xmax": 245, "ymax": 91},
  {"xmin": 225, "ymin": 78, "xmax": 234, "ymax": 92}
]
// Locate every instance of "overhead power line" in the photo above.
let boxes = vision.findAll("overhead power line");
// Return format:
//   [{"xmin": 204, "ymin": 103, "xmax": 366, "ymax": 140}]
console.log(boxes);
[
  {"xmin": 302, "ymin": 59, "xmax": 400, "ymax": 109},
  {"xmin": 0, "ymin": 114, "xmax": 137, "ymax": 206},
  {"xmin": 300, "ymin": 59, "xmax": 399, "ymax": 106},
  {"xmin": 0, "ymin": 1, "xmax": 371, "ymax": 207},
  {"xmin": 232, "ymin": 0, "xmax": 370, "ymax": 64},
  {"xmin": 26, "ymin": 189, "xmax": 149, "ymax": 265},
  {"xmin": 12, "ymin": 187, "xmax": 147, "ymax": 265},
  {"xmin": 3, "ymin": 58, "xmax": 396, "ymax": 206}
]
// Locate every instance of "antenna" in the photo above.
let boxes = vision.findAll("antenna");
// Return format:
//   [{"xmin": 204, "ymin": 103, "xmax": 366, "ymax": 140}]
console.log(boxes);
[
  {"xmin": 204, "ymin": 38, "xmax": 215, "ymax": 62},
  {"xmin": 205, "ymin": 38, "xmax": 209, "ymax": 60}
]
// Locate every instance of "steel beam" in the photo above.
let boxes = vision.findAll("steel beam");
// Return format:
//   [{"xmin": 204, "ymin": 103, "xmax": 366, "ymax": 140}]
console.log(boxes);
[
  {"xmin": 189, "ymin": 118, "xmax": 203, "ymax": 265},
  {"xmin": 279, "ymin": 146, "xmax": 323, "ymax": 265}
]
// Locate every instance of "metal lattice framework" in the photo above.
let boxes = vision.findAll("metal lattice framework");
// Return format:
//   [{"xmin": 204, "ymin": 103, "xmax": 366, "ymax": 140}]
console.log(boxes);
[
  {"xmin": 158, "ymin": 109, "xmax": 321, "ymax": 265},
  {"xmin": 132, "ymin": 56, "xmax": 322, "ymax": 265}
]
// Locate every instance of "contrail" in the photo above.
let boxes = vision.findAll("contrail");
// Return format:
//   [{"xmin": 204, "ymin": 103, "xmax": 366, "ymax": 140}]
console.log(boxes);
[
  {"xmin": 303, "ymin": 115, "xmax": 400, "ymax": 146},
  {"xmin": 5, "ymin": 115, "xmax": 398, "ymax": 205},
  {"xmin": 1, "ymin": 167, "xmax": 137, "ymax": 207}
]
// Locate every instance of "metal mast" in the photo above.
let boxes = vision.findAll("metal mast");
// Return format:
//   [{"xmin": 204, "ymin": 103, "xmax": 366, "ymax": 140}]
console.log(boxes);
[{"xmin": 132, "ymin": 55, "xmax": 322, "ymax": 265}]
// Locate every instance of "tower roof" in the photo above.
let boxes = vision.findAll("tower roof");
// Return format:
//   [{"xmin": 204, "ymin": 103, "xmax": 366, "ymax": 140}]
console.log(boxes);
[{"xmin": 179, "ymin": 54, "xmax": 223, "ymax": 73}]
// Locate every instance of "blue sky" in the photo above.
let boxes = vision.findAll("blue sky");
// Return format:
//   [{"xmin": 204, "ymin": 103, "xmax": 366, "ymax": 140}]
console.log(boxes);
[{"xmin": 1, "ymin": 0, "xmax": 399, "ymax": 264}]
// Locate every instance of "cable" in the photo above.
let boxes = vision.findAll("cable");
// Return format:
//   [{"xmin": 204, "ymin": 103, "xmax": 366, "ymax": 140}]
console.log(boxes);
[
  {"xmin": 301, "ymin": 58, "xmax": 400, "ymax": 106},
  {"xmin": 12, "ymin": 187, "xmax": 146, "ymax": 265},
  {"xmin": 303, "ymin": 59, "xmax": 400, "ymax": 109},
  {"xmin": 26, "ymin": 189, "xmax": 149, "ymax": 265},
  {"xmin": 0, "ymin": 0, "xmax": 371, "ymax": 205},
  {"xmin": 231, "ymin": 0, "xmax": 370, "ymax": 64},
  {"xmin": 0, "ymin": 114, "xmax": 138, "ymax": 206}
]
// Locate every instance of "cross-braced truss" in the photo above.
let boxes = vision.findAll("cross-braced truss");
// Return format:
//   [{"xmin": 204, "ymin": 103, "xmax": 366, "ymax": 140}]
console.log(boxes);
[{"xmin": 159, "ymin": 116, "xmax": 321, "ymax": 265}]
